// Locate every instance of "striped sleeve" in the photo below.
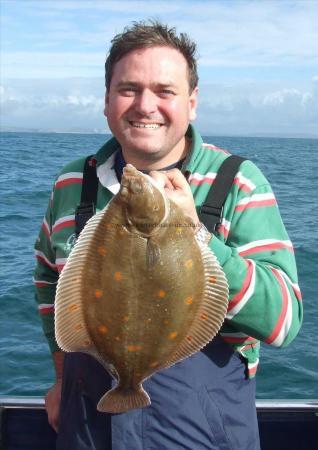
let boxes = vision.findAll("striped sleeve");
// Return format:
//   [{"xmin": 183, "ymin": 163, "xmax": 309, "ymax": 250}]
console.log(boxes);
[
  {"xmin": 209, "ymin": 162, "xmax": 303, "ymax": 350},
  {"xmin": 34, "ymin": 185, "xmax": 60, "ymax": 353}
]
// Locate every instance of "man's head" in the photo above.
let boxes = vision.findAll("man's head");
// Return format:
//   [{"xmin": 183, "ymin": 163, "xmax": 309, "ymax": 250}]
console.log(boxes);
[
  {"xmin": 104, "ymin": 21, "xmax": 199, "ymax": 169},
  {"xmin": 105, "ymin": 20, "xmax": 198, "ymax": 94}
]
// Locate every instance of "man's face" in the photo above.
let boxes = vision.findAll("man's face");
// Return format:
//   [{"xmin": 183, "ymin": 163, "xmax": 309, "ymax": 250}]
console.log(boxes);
[{"xmin": 104, "ymin": 46, "xmax": 198, "ymax": 166}]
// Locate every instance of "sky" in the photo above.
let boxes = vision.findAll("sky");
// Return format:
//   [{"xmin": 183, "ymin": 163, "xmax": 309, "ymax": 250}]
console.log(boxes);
[{"xmin": 1, "ymin": 0, "xmax": 318, "ymax": 137}]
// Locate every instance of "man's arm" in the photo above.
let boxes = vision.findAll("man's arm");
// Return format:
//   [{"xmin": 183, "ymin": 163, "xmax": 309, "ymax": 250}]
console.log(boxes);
[
  {"xmin": 34, "ymin": 190, "xmax": 64, "ymax": 431},
  {"xmin": 151, "ymin": 166, "xmax": 303, "ymax": 349},
  {"xmin": 44, "ymin": 351, "xmax": 64, "ymax": 432}
]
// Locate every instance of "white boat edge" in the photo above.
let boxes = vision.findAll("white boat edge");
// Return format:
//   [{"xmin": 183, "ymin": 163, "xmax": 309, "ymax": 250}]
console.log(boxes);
[{"xmin": 0, "ymin": 396, "xmax": 317, "ymax": 411}]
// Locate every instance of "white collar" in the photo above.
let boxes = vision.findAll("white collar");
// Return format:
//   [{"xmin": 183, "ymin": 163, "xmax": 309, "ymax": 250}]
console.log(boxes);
[{"xmin": 96, "ymin": 153, "xmax": 120, "ymax": 195}]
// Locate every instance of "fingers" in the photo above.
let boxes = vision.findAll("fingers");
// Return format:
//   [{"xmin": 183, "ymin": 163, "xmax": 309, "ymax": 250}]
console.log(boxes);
[
  {"xmin": 149, "ymin": 169, "xmax": 189, "ymax": 191},
  {"xmin": 150, "ymin": 169, "xmax": 199, "ymax": 225},
  {"xmin": 164, "ymin": 169, "xmax": 191, "ymax": 192},
  {"xmin": 149, "ymin": 171, "xmax": 174, "ymax": 190},
  {"xmin": 45, "ymin": 380, "xmax": 62, "ymax": 433}
]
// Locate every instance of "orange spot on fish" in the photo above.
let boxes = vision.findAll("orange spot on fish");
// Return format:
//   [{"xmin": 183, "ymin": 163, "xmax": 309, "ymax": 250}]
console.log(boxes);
[
  {"xmin": 95, "ymin": 289, "xmax": 103, "ymax": 299},
  {"xmin": 83, "ymin": 340, "xmax": 90, "ymax": 347},
  {"xmin": 105, "ymin": 223, "xmax": 113, "ymax": 230},
  {"xmin": 145, "ymin": 318, "xmax": 152, "ymax": 324},
  {"xmin": 115, "ymin": 336, "xmax": 121, "ymax": 342},
  {"xmin": 185, "ymin": 296, "xmax": 193, "ymax": 305},
  {"xmin": 187, "ymin": 335, "xmax": 193, "ymax": 342},
  {"xmin": 168, "ymin": 331, "xmax": 178, "ymax": 339},
  {"xmin": 123, "ymin": 315, "xmax": 129, "ymax": 322},
  {"xmin": 126, "ymin": 345, "xmax": 142, "ymax": 352},
  {"xmin": 185, "ymin": 259, "xmax": 193, "ymax": 269},
  {"xmin": 209, "ymin": 276, "xmax": 217, "ymax": 284},
  {"xmin": 98, "ymin": 325, "xmax": 108, "ymax": 334},
  {"xmin": 149, "ymin": 361, "xmax": 159, "ymax": 368},
  {"xmin": 97, "ymin": 246, "xmax": 106, "ymax": 256},
  {"xmin": 74, "ymin": 324, "xmax": 83, "ymax": 331},
  {"xmin": 163, "ymin": 320, "xmax": 169, "ymax": 325},
  {"xmin": 201, "ymin": 313, "xmax": 209, "ymax": 321},
  {"xmin": 68, "ymin": 304, "xmax": 79, "ymax": 312},
  {"xmin": 158, "ymin": 290, "xmax": 166, "ymax": 298},
  {"xmin": 114, "ymin": 272, "xmax": 122, "ymax": 281}
]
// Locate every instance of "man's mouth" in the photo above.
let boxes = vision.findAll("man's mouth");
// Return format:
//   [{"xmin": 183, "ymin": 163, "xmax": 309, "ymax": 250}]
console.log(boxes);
[{"xmin": 129, "ymin": 121, "xmax": 162, "ymax": 129}]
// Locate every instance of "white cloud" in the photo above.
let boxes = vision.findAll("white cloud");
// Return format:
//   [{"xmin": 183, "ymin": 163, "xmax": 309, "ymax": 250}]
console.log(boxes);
[
  {"xmin": 1, "ymin": 77, "xmax": 317, "ymax": 136},
  {"xmin": 2, "ymin": 52, "xmax": 106, "ymax": 79},
  {"xmin": 2, "ymin": 1, "xmax": 318, "ymax": 78},
  {"xmin": 196, "ymin": 78, "xmax": 318, "ymax": 136},
  {"xmin": 0, "ymin": 78, "xmax": 107, "ymax": 132},
  {"xmin": 1, "ymin": 1, "xmax": 317, "ymax": 135}
]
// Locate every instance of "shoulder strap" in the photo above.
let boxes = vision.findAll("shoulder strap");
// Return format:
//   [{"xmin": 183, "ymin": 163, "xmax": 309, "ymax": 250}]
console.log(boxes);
[
  {"xmin": 198, "ymin": 155, "xmax": 247, "ymax": 233},
  {"xmin": 75, "ymin": 155, "xmax": 99, "ymax": 238}
]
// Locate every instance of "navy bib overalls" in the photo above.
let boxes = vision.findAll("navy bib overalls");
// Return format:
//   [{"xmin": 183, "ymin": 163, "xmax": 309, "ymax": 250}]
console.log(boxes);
[{"xmin": 56, "ymin": 336, "xmax": 260, "ymax": 450}]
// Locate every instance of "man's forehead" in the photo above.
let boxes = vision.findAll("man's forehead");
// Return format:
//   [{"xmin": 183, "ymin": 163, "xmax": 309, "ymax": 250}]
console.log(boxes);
[
  {"xmin": 114, "ymin": 46, "xmax": 187, "ymax": 70},
  {"xmin": 111, "ymin": 46, "xmax": 189, "ymax": 83}
]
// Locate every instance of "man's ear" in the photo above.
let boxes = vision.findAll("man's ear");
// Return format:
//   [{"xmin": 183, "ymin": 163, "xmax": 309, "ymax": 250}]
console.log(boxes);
[
  {"xmin": 189, "ymin": 87, "xmax": 198, "ymax": 121},
  {"xmin": 104, "ymin": 92, "xmax": 109, "ymax": 117}
]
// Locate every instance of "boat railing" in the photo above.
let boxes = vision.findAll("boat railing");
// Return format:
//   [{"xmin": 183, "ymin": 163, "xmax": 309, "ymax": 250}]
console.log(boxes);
[{"xmin": 1, "ymin": 396, "xmax": 318, "ymax": 411}]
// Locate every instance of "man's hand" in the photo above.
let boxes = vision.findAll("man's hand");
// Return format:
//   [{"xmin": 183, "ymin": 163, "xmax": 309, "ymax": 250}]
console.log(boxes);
[
  {"xmin": 45, "ymin": 351, "xmax": 64, "ymax": 432},
  {"xmin": 150, "ymin": 169, "xmax": 200, "ymax": 227},
  {"xmin": 45, "ymin": 379, "xmax": 62, "ymax": 432}
]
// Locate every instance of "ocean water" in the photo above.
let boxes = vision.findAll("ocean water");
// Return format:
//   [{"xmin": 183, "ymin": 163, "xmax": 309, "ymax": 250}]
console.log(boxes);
[{"xmin": 0, "ymin": 131, "xmax": 317, "ymax": 399}]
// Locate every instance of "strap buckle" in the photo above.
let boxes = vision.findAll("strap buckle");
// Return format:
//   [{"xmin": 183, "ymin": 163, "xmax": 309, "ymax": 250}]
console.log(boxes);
[
  {"xmin": 75, "ymin": 202, "xmax": 96, "ymax": 238},
  {"xmin": 198, "ymin": 204, "xmax": 223, "ymax": 232}
]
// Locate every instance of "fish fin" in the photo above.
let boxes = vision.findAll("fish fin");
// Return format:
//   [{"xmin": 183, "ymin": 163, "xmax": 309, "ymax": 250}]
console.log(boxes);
[
  {"xmin": 97, "ymin": 383, "xmax": 151, "ymax": 413},
  {"xmin": 146, "ymin": 238, "xmax": 161, "ymax": 268},
  {"xmin": 163, "ymin": 243, "xmax": 229, "ymax": 368},
  {"xmin": 55, "ymin": 210, "xmax": 106, "ymax": 355}
]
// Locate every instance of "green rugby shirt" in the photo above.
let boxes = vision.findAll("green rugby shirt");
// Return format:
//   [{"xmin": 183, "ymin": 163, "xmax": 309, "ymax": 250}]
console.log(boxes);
[{"xmin": 34, "ymin": 125, "xmax": 303, "ymax": 377}]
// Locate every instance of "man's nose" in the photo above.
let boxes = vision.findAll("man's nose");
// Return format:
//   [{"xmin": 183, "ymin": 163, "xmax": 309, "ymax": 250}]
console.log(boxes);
[{"xmin": 134, "ymin": 89, "xmax": 157, "ymax": 115}]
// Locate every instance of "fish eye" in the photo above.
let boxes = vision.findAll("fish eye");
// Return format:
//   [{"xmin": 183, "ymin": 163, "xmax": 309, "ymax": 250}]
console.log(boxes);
[
  {"xmin": 131, "ymin": 181, "xmax": 142, "ymax": 194},
  {"xmin": 120, "ymin": 186, "xmax": 129, "ymax": 198}
]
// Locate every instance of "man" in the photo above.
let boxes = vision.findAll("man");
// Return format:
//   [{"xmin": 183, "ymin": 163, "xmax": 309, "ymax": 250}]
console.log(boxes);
[{"xmin": 34, "ymin": 21, "xmax": 303, "ymax": 450}]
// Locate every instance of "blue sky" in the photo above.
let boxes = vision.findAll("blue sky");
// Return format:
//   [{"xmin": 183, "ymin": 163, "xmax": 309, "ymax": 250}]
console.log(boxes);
[{"xmin": 1, "ymin": 0, "xmax": 318, "ymax": 136}]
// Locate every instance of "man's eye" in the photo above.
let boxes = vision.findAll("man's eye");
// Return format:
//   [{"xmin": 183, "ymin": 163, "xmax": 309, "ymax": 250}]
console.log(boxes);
[
  {"xmin": 119, "ymin": 88, "xmax": 137, "ymax": 96},
  {"xmin": 159, "ymin": 90, "xmax": 175, "ymax": 97}
]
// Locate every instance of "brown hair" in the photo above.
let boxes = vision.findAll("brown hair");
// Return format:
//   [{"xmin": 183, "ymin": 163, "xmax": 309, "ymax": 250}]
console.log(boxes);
[{"xmin": 105, "ymin": 20, "xmax": 198, "ymax": 92}]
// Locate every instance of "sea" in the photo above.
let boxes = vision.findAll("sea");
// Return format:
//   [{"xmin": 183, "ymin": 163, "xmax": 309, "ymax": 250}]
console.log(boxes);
[{"xmin": 0, "ymin": 131, "xmax": 317, "ymax": 399}]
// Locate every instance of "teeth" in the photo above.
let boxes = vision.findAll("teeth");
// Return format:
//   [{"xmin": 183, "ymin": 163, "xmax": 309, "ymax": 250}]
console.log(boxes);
[{"xmin": 131, "ymin": 122, "xmax": 161, "ymax": 129}]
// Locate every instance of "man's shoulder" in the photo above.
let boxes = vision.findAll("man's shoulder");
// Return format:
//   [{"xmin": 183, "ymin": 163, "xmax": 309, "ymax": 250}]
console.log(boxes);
[
  {"xmin": 55, "ymin": 135, "xmax": 117, "ymax": 178},
  {"xmin": 193, "ymin": 141, "xmax": 270, "ymax": 189},
  {"xmin": 58, "ymin": 156, "xmax": 88, "ymax": 177}
]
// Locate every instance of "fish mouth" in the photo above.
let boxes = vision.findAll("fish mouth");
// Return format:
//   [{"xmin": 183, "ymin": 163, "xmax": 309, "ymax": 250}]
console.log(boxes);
[
  {"xmin": 123, "ymin": 164, "xmax": 140, "ymax": 177},
  {"xmin": 128, "ymin": 121, "xmax": 163, "ymax": 129}
]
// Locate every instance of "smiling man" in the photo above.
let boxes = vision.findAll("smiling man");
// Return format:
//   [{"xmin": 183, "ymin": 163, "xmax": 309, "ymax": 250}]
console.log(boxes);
[
  {"xmin": 105, "ymin": 45, "xmax": 197, "ymax": 169},
  {"xmin": 34, "ymin": 21, "xmax": 302, "ymax": 450}
]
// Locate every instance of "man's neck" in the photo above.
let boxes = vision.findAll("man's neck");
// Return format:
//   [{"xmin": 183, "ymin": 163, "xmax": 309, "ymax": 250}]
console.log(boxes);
[{"xmin": 121, "ymin": 137, "xmax": 191, "ymax": 172}]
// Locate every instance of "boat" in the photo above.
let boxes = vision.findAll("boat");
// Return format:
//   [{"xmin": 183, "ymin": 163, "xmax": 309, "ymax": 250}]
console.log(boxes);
[{"xmin": 0, "ymin": 397, "xmax": 317, "ymax": 449}]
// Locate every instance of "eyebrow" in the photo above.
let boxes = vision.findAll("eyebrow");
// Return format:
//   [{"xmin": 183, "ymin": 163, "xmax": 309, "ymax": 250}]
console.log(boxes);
[{"xmin": 116, "ymin": 81, "xmax": 178, "ymax": 89}]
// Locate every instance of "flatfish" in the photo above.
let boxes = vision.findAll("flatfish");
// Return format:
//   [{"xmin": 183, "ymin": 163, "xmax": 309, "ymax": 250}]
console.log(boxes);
[{"xmin": 55, "ymin": 165, "xmax": 229, "ymax": 413}]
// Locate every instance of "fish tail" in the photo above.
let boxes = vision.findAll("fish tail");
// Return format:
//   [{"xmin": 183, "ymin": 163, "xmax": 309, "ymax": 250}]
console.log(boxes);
[{"xmin": 97, "ymin": 383, "xmax": 151, "ymax": 413}]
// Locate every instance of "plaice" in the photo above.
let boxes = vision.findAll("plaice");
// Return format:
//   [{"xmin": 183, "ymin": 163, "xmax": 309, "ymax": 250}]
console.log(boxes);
[{"xmin": 55, "ymin": 164, "xmax": 229, "ymax": 413}]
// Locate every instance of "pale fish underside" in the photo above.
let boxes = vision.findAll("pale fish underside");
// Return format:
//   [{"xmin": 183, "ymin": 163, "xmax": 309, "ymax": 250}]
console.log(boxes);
[{"xmin": 55, "ymin": 165, "xmax": 229, "ymax": 414}]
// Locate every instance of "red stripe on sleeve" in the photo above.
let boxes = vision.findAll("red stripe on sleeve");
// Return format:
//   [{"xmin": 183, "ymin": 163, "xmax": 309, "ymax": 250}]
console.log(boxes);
[
  {"xmin": 228, "ymin": 259, "xmax": 253, "ymax": 312},
  {"xmin": 53, "ymin": 219, "xmax": 75, "ymax": 233},
  {"xmin": 265, "ymin": 268, "xmax": 289, "ymax": 345},
  {"xmin": 55, "ymin": 178, "xmax": 82, "ymax": 189}
]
